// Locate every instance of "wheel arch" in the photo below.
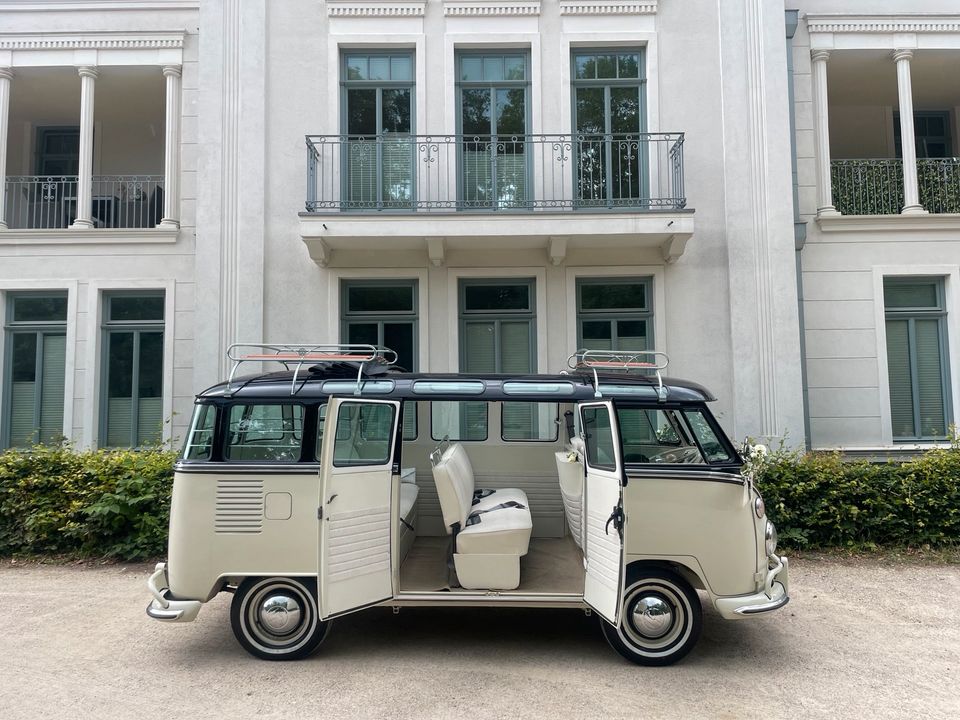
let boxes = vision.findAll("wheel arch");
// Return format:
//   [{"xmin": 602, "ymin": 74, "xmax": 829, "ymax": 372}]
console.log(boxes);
[{"xmin": 625, "ymin": 558, "xmax": 707, "ymax": 593}]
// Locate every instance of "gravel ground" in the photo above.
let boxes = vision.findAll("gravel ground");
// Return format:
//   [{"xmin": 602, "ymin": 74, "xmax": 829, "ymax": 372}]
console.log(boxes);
[{"xmin": 1, "ymin": 557, "xmax": 958, "ymax": 720}]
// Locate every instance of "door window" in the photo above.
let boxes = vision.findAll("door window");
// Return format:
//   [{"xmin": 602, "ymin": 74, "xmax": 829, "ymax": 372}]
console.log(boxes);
[
  {"xmin": 581, "ymin": 404, "xmax": 617, "ymax": 470},
  {"xmin": 332, "ymin": 402, "xmax": 396, "ymax": 467}
]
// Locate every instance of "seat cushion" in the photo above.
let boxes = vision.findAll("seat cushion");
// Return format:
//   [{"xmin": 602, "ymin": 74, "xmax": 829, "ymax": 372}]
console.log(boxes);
[
  {"xmin": 472, "ymin": 487, "xmax": 528, "ymax": 513},
  {"xmin": 399, "ymin": 481, "xmax": 419, "ymax": 521},
  {"xmin": 457, "ymin": 505, "xmax": 532, "ymax": 555}
]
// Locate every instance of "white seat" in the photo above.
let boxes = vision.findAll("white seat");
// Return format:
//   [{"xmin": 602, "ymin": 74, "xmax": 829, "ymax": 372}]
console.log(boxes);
[
  {"xmin": 555, "ymin": 444, "xmax": 585, "ymax": 549},
  {"xmin": 398, "ymin": 480, "xmax": 419, "ymax": 564},
  {"xmin": 431, "ymin": 442, "xmax": 532, "ymax": 590}
]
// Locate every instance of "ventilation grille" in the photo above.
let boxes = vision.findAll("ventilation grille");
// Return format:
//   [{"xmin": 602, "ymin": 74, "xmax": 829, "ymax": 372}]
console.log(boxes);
[{"xmin": 215, "ymin": 479, "xmax": 264, "ymax": 533}]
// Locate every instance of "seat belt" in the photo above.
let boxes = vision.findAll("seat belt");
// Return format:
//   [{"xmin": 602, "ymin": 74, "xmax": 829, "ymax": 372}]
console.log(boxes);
[
  {"xmin": 471, "ymin": 488, "xmax": 495, "ymax": 505},
  {"xmin": 465, "ymin": 501, "xmax": 527, "ymax": 527}
]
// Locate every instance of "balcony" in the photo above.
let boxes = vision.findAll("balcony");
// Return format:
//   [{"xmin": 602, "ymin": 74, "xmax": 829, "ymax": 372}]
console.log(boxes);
[
  {"xmin": 4, "ymin": 175, "xmax": 164, "ymax": 229},
  {"xmin": 300, "ymin": 132, "xmax": 694, "ymax": 266},
  {"xmin": 831, "ymin": 159, "xmax": 960, "ymax": 216}
]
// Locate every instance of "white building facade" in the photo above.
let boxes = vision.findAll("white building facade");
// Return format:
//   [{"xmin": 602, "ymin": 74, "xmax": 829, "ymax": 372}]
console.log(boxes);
[{"xmin": 0, "ymin": 0, "xmax": 954, "ymax": 453}]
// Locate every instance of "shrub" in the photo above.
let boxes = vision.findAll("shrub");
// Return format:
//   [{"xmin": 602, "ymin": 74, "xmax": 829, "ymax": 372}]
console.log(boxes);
[
  {"xmin": 750, "ymin": 444, "xmax": 960, "ymax": 549},
  {"xmin": 0, "ymin": 444, "xmax": 175, "ymax": 560}
]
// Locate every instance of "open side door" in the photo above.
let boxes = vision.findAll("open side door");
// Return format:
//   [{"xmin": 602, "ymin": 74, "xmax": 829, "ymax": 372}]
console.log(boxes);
[
  {"xmin": 318, "ymin": 397, "xmax": 400, "ymax": 620},
  {"xmin": 579, "ymin": 400, "xmax": 626, "ymax": 625}
]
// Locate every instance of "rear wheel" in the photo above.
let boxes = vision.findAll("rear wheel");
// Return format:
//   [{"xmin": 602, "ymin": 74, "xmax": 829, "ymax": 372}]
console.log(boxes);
[
  {"xmin": 230, "ymin": 577, "xmax": 331, "ymax": 660},
  {"xmin": 600, "ymin": 567, "xmax": 702, "ymax": 666}
]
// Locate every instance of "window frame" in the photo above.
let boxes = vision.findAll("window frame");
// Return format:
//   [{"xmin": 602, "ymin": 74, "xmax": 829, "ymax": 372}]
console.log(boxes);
[
  {"xmin": 222, "ymin": 401, "xmax": 307, "ymax": 464},
  {"xmin": 458, "ymin": 278, "xmax": 537, "ymax": 372},
  {"xmin": 883, "ymin": 277, "xmax": 953, "ymax": 442},
  {"xmin": 576, "ymin": 276, "xmax": 654, "ymax": 351},
  {"xmin": 455, "ymin": 49, "xmax": 533, "ymax": 210},
  {"xmin": 2, "ymin": 291, "xmax": 68, "ymax": 449},
  {"xmin": 894, "ymin": 110, "xmax": 952, "ymax": 159},
  {"xmin": 340, "ymin": 49, "xmax": 416, "ymax": 210},
  {"xmin": 570, "ymin": 48, "xmax": 648, "ymax": 208},
  {"xmin": 99, "ymin": 290, "xmax": 166, "ymax": 449}
]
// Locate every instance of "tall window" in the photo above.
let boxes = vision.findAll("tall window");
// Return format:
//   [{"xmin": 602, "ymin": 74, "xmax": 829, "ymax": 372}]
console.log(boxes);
[
  {"xmin": 576, "ymin": 277, "xmax": 653, "ymax": 351},
  {"xmin": 3, "ymin": 293, "xmax": 67, "ymax": 448},
  {"xmin": 571, "ymin": 49, "xmax": 646, "ymax": 207},
  {"xmin": 459, "ymin": 278, "xmax": 536, "ymax": 439},
  {"xmin": 894, "ymin": 111, "xmax": 952, "ymax": 159},
  {"xmin": 341, "ymin": 51, "xmax": 415, "ymax": 210},
  {"xmin": 101, "ymin": 293, "xmax": 165, "ymax": 447},
  {"xmin": 457, "ymin": 51, "xmax": 530, "ymax": 209},
  {"xmin": 884, "ymin": 278, "xmax": 952, "ymax": 441},
  {"xmin": 36, "ymin": 128, "xmax": 80, "ymax": 175},
  {"xmin": 341, "ymin": 280, "xmax": 417, "ymax": 438}
]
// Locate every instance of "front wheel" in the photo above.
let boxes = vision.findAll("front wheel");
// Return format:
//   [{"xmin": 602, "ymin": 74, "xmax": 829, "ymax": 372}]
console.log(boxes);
[
  {"xmin": 601, "ymin": 567, "xmax": 702, "ymax": 666},
  {"xmin": 231, "ymin": 577, "xmax": 331, "ymax": 660}
]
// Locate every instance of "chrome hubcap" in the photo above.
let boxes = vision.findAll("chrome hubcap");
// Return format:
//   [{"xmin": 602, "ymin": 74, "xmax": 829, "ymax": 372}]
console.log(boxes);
[
  {"xmin": 258, "ymin": 594, "xmax": 302, "ymax": 635},
  {"xmin": 631, "ymin": 594, "xmax": 674, "ymax": 639}
]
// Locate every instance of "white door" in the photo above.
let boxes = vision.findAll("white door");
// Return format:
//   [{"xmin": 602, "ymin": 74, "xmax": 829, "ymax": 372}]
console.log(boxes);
[
  {"xmin": 579, "ymin": 401, "xmax": 626, "ymax": 625},
  {"xmin": 318, "ymin": 397, "xmax": 400, "ymax": 620}
]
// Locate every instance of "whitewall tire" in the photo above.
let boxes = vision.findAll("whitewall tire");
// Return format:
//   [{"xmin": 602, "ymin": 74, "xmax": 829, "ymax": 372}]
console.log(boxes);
[{"xmin": 230, "ymin": 577, "xmax": 330, "ymax": 661}]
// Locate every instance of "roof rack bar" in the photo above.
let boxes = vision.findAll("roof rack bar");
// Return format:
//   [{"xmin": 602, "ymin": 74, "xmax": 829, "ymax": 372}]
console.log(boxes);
[
  {"xmin": 566, "ymin": 349, "xmax": 670, "ymax": 401},
  {"xmin": 225, "ymin": 343, "xmax": 398, "ymax": 396}
]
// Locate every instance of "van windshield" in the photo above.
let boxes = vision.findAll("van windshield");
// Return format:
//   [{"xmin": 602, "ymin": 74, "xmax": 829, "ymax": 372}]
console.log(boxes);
[{"xmin": 616, "ymin": 407, "xmax": 733, "ymax": 465}]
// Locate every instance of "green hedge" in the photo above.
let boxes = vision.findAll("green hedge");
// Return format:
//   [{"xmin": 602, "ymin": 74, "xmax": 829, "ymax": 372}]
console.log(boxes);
[
  {"xmin": 0, "ymin": 445, "xmax": 175, "ymax": 560},
  {"xmin": 1, "ymin": 444, "xmax": 958, "ymax": 560},
  {"xmin": 751, "ymin": 445, "xmax": 960, "ymax": 549}
]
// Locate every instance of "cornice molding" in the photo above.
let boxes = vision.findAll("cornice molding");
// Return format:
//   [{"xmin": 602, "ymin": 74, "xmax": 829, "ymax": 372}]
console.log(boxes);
[
  {"xmin": 444, "ymin": 1, "xmax": 540, "ymax": 17},
  {"xmin": 0, "ymin": 31, "xmax": 185, "ymax": 50},
  {"xmin": 0, "ymin": 228, "xmax": 180, "ymax": 245},
  {"xmin": 326, "ymin": 1, "xmax": 425, "ymax": 17},
  {"xmin": 806, "ymin": 14, "xmax": 960, "ymax": 35},
  {"xmin": 559, "ymin": 0, "xmax": 657, "ymax": 15}
]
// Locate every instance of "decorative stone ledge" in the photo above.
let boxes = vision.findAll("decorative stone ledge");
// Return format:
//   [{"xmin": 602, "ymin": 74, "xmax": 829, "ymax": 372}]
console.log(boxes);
[
  {"xmin": 806, "ymin": 14, "xmax": 960, "ymax": 35},
  {"xmin": 444, "ymin": 1, "xmax": 540, "ymax": 17},
  {"xmin": 326, "ymin": 1, "xmax": 425, "ymax": 17},
  {"xmin": 816, "ymin": 213, "xmax": 960, "ymax": 234},
  {"xmin": 0, "ymin": 228, "xmax": 181, "ymax": 245},
  {"xmin": 559, "ymin": 0, "xmax": 657, "ymax": 15},
  {"xmin": 1, "ymin": 1, "xmax": 198, "ymax": 10},
  {"xmin": 0, "ymin": 31, "xmax": 185, "ymax": 50}
]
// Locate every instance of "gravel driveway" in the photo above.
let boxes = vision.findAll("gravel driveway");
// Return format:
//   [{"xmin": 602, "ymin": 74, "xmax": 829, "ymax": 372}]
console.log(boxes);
[{"xmin": 1, "ymin": 557, "xmax": 957, "ymax": 720}]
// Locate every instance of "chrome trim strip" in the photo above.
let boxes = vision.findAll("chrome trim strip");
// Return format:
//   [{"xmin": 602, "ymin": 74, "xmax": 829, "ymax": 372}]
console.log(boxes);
[
  {"xmin": 175, "ymin": 462, "xmax": 321, "ymax": 475},
  {"xmin": 625, "ymin": 469, "xmax": 744, "ymax": 485},
  {"xmin": 146, "ymin": 601, "xmax": 183, "ymax": 620},
  {"xmin": 391, "ymin": 592, "xmax": 586, "ymax": 608}
]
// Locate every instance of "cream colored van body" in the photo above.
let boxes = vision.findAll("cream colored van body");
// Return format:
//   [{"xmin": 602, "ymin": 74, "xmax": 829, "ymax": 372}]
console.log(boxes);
[{"xmin": 147, "ymin": 348, "xmax": 789, "ymax": 665}]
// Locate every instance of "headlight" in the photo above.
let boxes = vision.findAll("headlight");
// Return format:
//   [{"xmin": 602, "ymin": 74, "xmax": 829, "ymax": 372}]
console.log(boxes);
[
  {"xmin": 765, "ymin": 521, "xmax": 778, "ymax": 557},
  {"xmin": 754, "ymin": 496, "xmax": 765, "ymax": 518}
]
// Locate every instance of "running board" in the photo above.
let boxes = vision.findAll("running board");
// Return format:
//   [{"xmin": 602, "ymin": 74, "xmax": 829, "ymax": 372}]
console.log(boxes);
[{"xmin": 389, "ymin": 592, "xmax": 586, "ymax": 609}]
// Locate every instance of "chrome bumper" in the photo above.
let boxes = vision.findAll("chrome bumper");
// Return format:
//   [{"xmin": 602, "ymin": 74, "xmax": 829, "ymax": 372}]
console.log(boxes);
[
  {"xmin": 714, "ymin": 555, "xmax": 790, "ymax": 619},
  {"xmin": 146, "ymin": 563, "xmax": 202, "ymax": 623}
]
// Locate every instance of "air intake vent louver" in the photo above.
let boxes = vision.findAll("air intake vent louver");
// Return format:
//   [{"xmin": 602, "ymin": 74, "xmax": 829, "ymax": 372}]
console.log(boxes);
[{"xmin": 215, "ymin": 479, "xmax": 264, "ymax": 533}]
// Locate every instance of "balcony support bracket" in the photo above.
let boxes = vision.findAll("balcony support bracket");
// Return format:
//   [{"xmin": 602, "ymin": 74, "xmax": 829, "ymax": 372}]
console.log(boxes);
[
  {"xmin": 306, "ymin": 238, "xmax": 330, "ymax": 267},
  {"xmin": 427, "ymin": 237, "xmax": 445, "ymax": 267},
  {"xmin": 548, "ymin": 236, "xmax": 567, "ymax": 266},
  {"xmin": 661, "ymin": 234, "xmax": 687, "ymax": 264}
]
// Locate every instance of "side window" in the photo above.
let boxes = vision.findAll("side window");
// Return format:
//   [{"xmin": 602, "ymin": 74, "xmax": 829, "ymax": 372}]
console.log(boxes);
[
  {"xmin": 225, "ymin": 404, "xmax": 304, "ymax": 462},
  {"xmin": 333, "ymin": 402, "xmax": 396, "ymax": 467},
  {"xmin": 581, "ymin": 405, "xmax": 616, "ymax": 470},
  {"xmin": 182, "ymin": 404, "xmax": 216, "ymax": 460},
  {"xmin": 315, "ymin": 403, "xmax": 327, "ymax": 460},
  {"xmin": 683, "ymin": 409, "xmax": 733, "ymax": 463},
  {"xmin": 502, "ymin": 402, "xmax": 559, "ymax": 441},
  {"xmin": 616, "ymin": 406, "xmax": 706, "ymax": 465},
  {"xmin": 431, "ymin": 401, "xmax": 488, "ymax": 441}
]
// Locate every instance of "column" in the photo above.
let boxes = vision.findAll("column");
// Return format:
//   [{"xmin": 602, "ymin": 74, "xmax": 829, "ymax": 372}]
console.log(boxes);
[
  {"xmin": 893, "ymin": 49, "xmax": 926, "ymax": 214},
  {"xmin": 159, "ymin": 65, "xmax": 182, "ymax": 229},
  {"xmin": 70, "ymin": 66, "xmax": 98, "ymax": 229},
  {"xmin": 811, "ymin": 50, "xmax": 838, "ymax": 216},
  {"xmin": 0, "ymin": 68, "xmax": 12, "ymax": 230}
]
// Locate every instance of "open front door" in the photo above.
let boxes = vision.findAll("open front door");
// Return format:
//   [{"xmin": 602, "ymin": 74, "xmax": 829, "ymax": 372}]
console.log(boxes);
[
  {"xmin": 318, "ymin": 397, "xmax": 400, "ymax": 620},
  {"xmin": 579, "ymin": 400, "xmax": 626, "ymax": 625}
]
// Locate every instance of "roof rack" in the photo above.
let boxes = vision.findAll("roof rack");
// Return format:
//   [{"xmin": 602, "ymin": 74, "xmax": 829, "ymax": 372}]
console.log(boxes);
[
  {"xmin": 566, "ymin": 349, "xmax": 670, "ymax": 401},
  {"xmin": 226, "ymin": 343, "xmax": 398, "ymax": 396}
]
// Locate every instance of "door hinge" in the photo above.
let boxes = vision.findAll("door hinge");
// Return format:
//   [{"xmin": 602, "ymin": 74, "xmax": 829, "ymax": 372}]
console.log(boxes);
[{"xmin": 318, "ymin": 506, "xmax": 323, "ymax": 520}]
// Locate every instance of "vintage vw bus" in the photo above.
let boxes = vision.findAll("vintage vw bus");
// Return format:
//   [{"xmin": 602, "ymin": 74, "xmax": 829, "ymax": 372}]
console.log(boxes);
[{"xmin": 146, "ymin": 345, "xmax": 789, "ymax": 666}]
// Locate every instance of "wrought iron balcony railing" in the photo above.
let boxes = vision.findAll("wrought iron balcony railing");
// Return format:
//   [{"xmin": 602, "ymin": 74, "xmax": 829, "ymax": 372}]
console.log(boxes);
[
  {"xmin": 3, "ymin": 175, "xmax": 165, "ymax": 229},
  {"xmin": 831, "ymin": 158, "xmax": 960, "ymax": 215},
  {"xmin": 305, "ymin": 133, "xmax": 686, "ymax": 213}
]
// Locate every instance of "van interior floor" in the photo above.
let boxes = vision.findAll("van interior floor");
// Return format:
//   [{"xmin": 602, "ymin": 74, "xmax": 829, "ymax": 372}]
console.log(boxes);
[{"xmin": 398, "ymin": 535, "xmax": 585, "ymax": 595}]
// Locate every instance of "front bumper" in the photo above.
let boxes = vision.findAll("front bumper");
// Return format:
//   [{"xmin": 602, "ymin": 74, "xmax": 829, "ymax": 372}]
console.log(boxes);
[
  {"xmin": 714, "ymin": 555, "xmax": 790, "ymax": 620},
  {"xmin": 145, "ymin": 563, "xmax": 202, "ymax": 623}
]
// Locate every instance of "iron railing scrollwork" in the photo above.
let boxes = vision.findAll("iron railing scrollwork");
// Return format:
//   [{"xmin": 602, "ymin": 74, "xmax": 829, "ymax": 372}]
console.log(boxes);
[{"xmin": 831, "ymin": 158, "xmax": 960, "ymax": 215}]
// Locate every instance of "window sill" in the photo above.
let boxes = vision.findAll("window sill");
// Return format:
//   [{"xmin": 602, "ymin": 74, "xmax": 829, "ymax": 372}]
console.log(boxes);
[{"xmin": 0, "ymin": 228, "xmax": 180, "ymax": 245}]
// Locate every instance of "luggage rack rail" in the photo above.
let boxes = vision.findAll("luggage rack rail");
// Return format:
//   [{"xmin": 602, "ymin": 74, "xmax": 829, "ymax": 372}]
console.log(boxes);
[
  {"xmin": 566, "ymin": 349, "xmax": 670, "ymax": 400},
  {"xmin": 226, "ymin": 343, "xmax": 398, "ymax": 396}
]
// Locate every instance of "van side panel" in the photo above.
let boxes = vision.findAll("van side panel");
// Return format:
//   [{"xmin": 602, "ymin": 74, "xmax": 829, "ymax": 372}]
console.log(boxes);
[
  {"xmin": 622, "ymin": 474, "xmax": 757, "ymax": 597},
  {"xmin": 167, "ymin": 468, "xmax": 320, "ymax": 600}
]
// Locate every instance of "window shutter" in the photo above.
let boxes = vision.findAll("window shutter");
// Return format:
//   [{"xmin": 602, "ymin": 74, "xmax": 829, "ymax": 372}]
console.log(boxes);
[
  {"xmin": 915, "ymin": 319, "xmax": 947, "ymax": 438},
  {"xmin": 463, "ymin": 321, "xmax": 496, "ymax": 373},
  {"xmin": 348, "ymin": 139, "xmax": 378, "ymax": 206},
  {"xmin": 38, "ymin": 334, "xmax": 66, "ymax": 443},
  {"xmin": 885, "ymin": 319, "xmax": 915, "ymax": 438},
  {"xmin": 9, "ymin": 382, "xmax": 36, "ymax": 447},
  {"xmin": 499, "ymin": 320, "xmax": 531, "ymax": 374},
  {"xmin": 137, "ymin": 397, "xmax": 163, "ymax": 445},
  {"xmin": 381, "ymin": 137, "xmax": 413, "ymax": 207},
  {"xmin": 107, "ymin": 398, "xmax": 133, "ymax": 447}
]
